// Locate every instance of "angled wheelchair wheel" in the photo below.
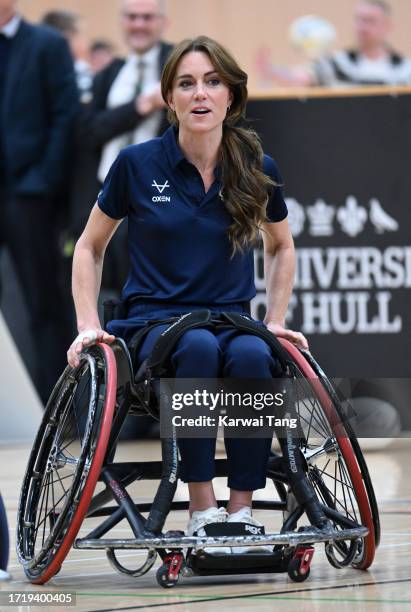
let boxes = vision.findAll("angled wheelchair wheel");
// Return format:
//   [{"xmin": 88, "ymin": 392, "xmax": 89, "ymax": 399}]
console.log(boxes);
[
  {"xmin": 0, "ymin": 493, "xmax": 9, "ymax": 574},
  {"xmin": 16, "ymin": 343, "xmax": 117, "ymax": 584},
  {"xmin": 278, "ymin": 339, "xmax": 378, "ymax": 570}
]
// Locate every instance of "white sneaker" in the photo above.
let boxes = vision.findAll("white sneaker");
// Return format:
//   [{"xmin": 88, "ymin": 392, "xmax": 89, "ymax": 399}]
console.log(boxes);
[
  {"xmin": 227, "ymin": 507, "xmax": 272, "ymax": 554},
  {"xmin": 186, "ymin": 506, "xmax": 231, "ymax": 555}
]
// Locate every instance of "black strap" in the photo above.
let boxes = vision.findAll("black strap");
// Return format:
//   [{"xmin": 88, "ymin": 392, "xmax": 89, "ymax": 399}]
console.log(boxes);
[
  {"xmin": 216, "ymin": 312, "xmax": 292, "ymax": 372},
  {"xmin": 203, "ymin": 522, "xmax": 265, "ymax": 536},
  {"xmin": 127, "ymin": 310, "xmax": 295, "ymax": 380},
  {"xmin": 146, "ymin": 310, "xmax": 213, "ymax": 376},
  {"xmin": 128, "ymin": 318, "xmax": 179, "ymax": 370}
]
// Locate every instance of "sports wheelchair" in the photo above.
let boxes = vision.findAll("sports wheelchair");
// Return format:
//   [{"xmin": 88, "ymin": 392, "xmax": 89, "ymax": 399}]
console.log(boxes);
[{"xmin": 16, "ymin": 305, "xmax": 380, "ymax": 588}]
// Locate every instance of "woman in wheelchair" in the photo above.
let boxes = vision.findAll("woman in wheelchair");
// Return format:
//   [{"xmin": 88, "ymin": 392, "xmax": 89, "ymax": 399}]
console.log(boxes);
[{"xmin": 67, "ymin": 36, "xmax": 331, "ymax": 551}]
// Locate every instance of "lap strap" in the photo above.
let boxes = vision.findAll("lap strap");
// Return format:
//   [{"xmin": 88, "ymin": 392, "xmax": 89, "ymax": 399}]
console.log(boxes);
[
  {"xmin": 215, "ymin": 312, "xmax": 292, "ymax": 372},
  {"xmin": 145, "ymin": 310, "xmax": 213, "ymax": 376},
  {"xmin": 128, "ymin": 310, "xmax": 294, "ymax": 379}
]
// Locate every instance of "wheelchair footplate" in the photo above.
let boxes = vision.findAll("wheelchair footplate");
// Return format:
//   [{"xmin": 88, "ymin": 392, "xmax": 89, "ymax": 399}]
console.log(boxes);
[{"xmin": 74, "ymin": 523, "xmax": 368, "ymax": 586}]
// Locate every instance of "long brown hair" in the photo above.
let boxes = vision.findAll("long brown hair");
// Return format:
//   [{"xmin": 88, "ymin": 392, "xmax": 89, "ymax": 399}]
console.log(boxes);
[{"xmin": 161, "ymin": 36, "xmax": 275, "ymax": 256}]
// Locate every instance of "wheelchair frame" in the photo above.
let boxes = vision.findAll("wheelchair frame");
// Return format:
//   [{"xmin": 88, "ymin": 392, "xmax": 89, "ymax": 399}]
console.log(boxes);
[{"xmin": 16, "ymin": 316, "xmax": 380, "ymax": 588}]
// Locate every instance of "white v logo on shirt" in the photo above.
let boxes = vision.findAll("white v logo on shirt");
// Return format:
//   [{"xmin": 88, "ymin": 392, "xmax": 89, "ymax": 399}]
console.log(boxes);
[{"xmin": 152, "ymin": 180, "xmax": 170, "ymax": 193}]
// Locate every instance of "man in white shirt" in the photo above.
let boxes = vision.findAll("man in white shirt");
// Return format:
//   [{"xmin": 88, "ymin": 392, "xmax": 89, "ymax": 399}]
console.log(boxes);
[
  {"xmin": 68, "ymin": 0, "xmax": 173, "ymax": 440},
  {"xmin": 70, "ymin": 0, "xmax": 172, "ymax": 289},
  {"xmin": 257, "ymin": 0, "xmax": 411, "ymax": 87},
  {"xmin": 83, "ymin": 0, "xmax": 172, "ymax": 181}
]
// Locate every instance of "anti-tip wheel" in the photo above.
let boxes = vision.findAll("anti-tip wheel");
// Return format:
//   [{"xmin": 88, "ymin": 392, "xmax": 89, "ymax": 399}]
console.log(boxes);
[
  {"xmin": 156, "ymin": 564, "xmax": 179, "ymax": 588},
  {"xmin": 288, "ymin": 558, "xmax": 311, "ymax": 582}
]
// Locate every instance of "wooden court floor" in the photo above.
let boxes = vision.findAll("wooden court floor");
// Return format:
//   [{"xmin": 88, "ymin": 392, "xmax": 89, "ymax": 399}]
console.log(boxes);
[{"xmin": 1, "ymin": 440, "xmax": 410, "ymax": 612}]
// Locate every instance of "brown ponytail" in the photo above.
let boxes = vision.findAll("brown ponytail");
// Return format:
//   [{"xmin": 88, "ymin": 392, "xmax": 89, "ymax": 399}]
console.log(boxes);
[{"xmin": 161, "ymin": 36, "xmax": 275, "ymax": 256}]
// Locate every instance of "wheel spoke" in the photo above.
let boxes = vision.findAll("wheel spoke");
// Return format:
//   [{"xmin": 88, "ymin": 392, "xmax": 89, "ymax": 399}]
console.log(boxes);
[
  {"xmin": 41, "ymin": 473, "xmax": 51, "ymax": 547},
  {"xmin": 34, "ymin": 473, "xmax": 49, "ymax": 542},
  {"xmin": 339, "ymin": 457, "xmax": 360, "ymax": 523}
]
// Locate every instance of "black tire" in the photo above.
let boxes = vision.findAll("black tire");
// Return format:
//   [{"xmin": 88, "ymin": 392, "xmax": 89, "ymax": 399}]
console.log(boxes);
[
  {"xmin": 0, "ymin": 493, "xmax": 9, "ymax": 572},
  {"xmin": 305, "ymin": 353, "xmax": 381, "ymax": 548},
  {"xmin": 278, "ymin": 339, "xmax": 378, "ymax": 570},
  {"xmin": 288, "ymin": 558, "xmax": 310, "ymax": 582},
  {"xmin": 156, "ymin": 564, "xmax": 178, "ymax": 588},
  {"xmin": 16, "ymin": 344, "xmax": 117, "ymax": 583}
]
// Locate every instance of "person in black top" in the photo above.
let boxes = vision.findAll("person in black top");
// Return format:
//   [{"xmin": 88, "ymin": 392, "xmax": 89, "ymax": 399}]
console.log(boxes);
[{"xmin": 0, "ymin": 0, "xmax": 79, "ymax": 404}]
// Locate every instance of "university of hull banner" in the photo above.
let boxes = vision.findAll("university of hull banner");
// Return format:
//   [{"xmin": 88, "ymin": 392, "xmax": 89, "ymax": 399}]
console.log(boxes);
[{"xmin": 248, "ymin": 92, "xmax": 411, "ymax": 430}]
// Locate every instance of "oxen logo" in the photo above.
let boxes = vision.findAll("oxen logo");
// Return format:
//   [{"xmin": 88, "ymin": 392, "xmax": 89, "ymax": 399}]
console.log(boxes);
[{"xmin": 151, "ymin": 179, "xmax": 171, "ymax": 202}]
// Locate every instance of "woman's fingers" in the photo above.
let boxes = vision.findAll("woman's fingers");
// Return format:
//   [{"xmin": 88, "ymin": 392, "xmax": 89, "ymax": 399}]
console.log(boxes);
[
  {"xmin": 286, "ymin": 329, "xmax": 309, "ymax": 350},
  {"xmin": 266, "ymin": 323, "xmax": 309, "ymax": 350},
  {"xmin": 101, "ymin": 331, "xmax": 116, "ymax": 343},
  {"xmin": 67, "ymin": 329, "xmax": 116, "ymax": 368},
  {"xmin": 74, "ymin": 329, "xmax": 97, "ymax": 354}
]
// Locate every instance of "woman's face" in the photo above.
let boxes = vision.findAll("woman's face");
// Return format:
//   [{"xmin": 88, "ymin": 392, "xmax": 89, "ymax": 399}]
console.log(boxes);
[{"xmin": 167, "ymin": 51, "xmax": 233, "ymax": 135}]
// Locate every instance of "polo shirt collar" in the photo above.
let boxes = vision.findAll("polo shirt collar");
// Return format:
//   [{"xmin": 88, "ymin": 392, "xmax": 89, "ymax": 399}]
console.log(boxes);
[
  {"xmin": 162, "ymin": 125, "xmax": 222, "ymax": 178},
  {"xmin": 1, "ymin": 13, "xmax": 21, "ymax": 38},
  {"xmin": 162, "ymin": 126, "xmax": 186, "ymax": 170}
]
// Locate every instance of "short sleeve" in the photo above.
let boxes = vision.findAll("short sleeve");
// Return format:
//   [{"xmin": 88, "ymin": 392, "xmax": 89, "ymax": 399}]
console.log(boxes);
[
  {"xmin": 263, "ymin": 155, "xmax": 288, "ymax": 223},
  {"xmin": 97, "ymin": 150, "xmax": 131, "ymax": 219}
]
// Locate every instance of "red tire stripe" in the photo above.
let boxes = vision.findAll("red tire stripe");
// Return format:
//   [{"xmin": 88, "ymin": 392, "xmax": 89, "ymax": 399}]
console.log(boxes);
[
  {"xmin": 278, "ymin": 338, "xmax": 376, "ymax": 569},
  {"xmin": 32, "ymin": 343, "xmax": 117, "ymax": 583}
]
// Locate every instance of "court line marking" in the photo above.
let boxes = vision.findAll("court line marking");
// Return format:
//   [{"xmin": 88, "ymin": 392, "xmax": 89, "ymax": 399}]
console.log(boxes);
[
  {"xmin": 84, "ymin": 577, "xmax": 411, "ymax": 611},
  {"xmin": 379, "ymin": 542, "xmax": 411, "ymax": 549}
]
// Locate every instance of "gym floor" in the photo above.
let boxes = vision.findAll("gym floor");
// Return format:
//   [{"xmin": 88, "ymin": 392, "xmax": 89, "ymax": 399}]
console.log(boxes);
[{"xmin": 1, "ymin": 439, "xmax": 410, "ymax": 611}]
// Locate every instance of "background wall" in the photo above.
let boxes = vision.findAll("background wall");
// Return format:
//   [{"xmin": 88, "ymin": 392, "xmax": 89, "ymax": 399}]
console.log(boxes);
[{"xmin": 19, "ymin": 0, "xmax": 411, "ymax": 91}]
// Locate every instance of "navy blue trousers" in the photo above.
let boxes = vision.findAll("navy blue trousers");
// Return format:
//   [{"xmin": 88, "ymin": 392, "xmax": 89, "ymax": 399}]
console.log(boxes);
[{"xmin": 110, "ymin": 303, "xmax": 281, "ymax": 491}]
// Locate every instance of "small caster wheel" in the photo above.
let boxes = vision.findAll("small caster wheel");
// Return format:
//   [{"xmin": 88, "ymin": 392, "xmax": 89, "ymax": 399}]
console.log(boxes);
[
  {"xmin": 288, "ymin": 558, "xmax": 310, "ymax": 582},
  {"xmin": 156, "ymin": 552, "xmax": 184, "ymax": 588},
  {"xmin": 156, "ymin": 564, "xmax": 178, "ymax": 588},
  {"xmin": 288, "ymin": 544, "xmax": 314, "ymax": 582}
]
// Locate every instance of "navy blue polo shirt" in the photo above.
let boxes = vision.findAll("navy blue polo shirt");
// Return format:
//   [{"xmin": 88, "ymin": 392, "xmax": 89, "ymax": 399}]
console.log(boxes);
[{"xmin": 97, "ymin": 126, "xmax": 288, "ymax": 308}]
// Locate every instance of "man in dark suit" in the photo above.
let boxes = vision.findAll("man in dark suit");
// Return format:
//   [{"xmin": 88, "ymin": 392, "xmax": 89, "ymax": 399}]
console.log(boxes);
[
  {"xmin": 71, "ymin": 0, "xmax": 173, "ymax": 282},
  {"xmin": 70, "ymin": 0, "xmax": 172, "ymax": 438},
  {"xmin": 0, "ymin": 0, "xmax": 79, "ymax": 403},
  {"xmin": 90, "ymin": 0, "xmax": 172, "ymax": 166}
]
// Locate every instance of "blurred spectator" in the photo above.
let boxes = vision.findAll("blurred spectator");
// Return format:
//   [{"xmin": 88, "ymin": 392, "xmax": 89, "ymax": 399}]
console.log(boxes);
[
  {"xmin": 89, "ymin": 39, "xmax": 115, "ymax": 74},
  {"xmin": 256, "ymin": 0, "xmax": 411, "ymax": 87},
  {"xmin": 73, "ymin": 0, "xmax": 173, "ymax": 290},
  {"xmin": 0, "ymin": 0, "xmax": 79, "ymax": 403},
  {"xmin": 69, "ymin": 0, "xmax": 173, "ymax": 440},
  {"xmin": 42, "ymin": 10, "xmax": 93, "ymax": 103}
]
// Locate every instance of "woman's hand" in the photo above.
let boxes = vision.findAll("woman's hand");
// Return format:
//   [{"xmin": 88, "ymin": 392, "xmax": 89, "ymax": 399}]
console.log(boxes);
[
  {"xmin": 265, "ymin": 321, "xmax": 309, "ymax": 351},
  {"xmin": 67, "ymin": 328, "xmax": 115, "ymax": 368}
]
